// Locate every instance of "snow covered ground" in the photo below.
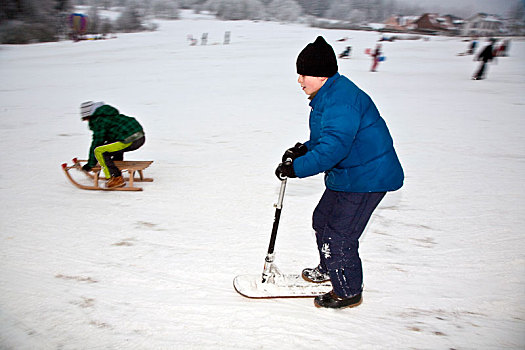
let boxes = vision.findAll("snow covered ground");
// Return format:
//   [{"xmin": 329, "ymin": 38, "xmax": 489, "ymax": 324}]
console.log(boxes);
[{"xmin": 1, "ymin": 10, "xmax": 524, "ymax": 349}]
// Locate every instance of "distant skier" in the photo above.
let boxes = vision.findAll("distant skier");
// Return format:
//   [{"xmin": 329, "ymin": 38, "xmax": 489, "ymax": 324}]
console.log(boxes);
[
  {"xmin": 80, "ymin": 101, "xmax": 145, "ymax": 189},
  {"xmin": 472, "ymin": 38, "xmax": 496, "ymax": 80},
  {"xmin": 370, "ymin": 43, "xmax": 382, "ymax": 72},
  {"xmin": 275, "ymin": 36, "xmax": 404, "ymax": 309}
]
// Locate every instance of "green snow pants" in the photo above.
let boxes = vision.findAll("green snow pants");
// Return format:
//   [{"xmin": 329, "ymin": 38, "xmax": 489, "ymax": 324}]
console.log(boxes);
[{"xmin": 94, "ymin": 136, "xmax": 145, "ymax": 178}]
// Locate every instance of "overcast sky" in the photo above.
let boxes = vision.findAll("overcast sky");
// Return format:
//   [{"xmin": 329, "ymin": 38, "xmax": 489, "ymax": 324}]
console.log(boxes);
[{"xmin": 397, "ymin": 0, "xmax": 522, "ymax": 17}]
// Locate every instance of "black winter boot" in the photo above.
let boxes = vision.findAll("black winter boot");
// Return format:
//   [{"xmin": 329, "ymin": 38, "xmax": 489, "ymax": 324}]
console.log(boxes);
[
  {"xmin": 314, "ymin": 290, "xmax": 362, "ymax": 309},
  {"xmin": 302, "ymin": 265, "xmax": 330, "ymax": 283}
]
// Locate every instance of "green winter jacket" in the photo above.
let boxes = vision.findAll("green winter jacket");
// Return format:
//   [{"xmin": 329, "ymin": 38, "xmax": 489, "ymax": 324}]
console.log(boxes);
[{"xmin": 86, "ymin": 105, "xmax": 144, "ymax": 167}]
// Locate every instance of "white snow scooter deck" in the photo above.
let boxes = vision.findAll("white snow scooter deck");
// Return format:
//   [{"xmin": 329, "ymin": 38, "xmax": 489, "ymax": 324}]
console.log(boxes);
[{"xmin": 233, "ymin": 176, "xmax": 332, "ymax": 299}]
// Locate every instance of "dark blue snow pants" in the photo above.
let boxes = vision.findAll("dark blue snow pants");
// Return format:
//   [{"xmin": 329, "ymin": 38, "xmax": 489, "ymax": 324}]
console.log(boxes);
[{"xmin": 312, "ymin": 189, "xmax": 386, "ymax": 298}]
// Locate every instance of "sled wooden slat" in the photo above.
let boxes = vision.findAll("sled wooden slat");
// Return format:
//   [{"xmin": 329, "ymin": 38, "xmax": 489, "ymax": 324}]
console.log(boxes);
[{"xmin": 61, "ymin": 159, "xmax": 154, "ymax": 191}]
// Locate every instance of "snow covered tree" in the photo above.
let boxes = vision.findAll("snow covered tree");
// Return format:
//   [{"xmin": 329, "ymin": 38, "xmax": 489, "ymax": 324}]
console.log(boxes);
[
  {"xmin": 348, "ymin": 9, "xmax": 365, "ymax": 23},
  {"xmin": 266, "ymin": 0, "xmax": 302, "ymax": 22},
  {"xmin": 364, "ymin": 0, "xmax": 389, "ymax": 22},
  {"xmin": 179, "ymin": 0, "xmax": 206, "ymax": 8},
  {"xmin": 1, "ymin": 0, "xmax": 71, "ymax": 22},
  {"xmin": 324, "ymin": 0, "xmax": 353, "ymax": 21},
  {"xmin": 320, "ymin": 0, "xmax": 389, "ymax": 23},
  {"xmin": 0, "ymin": 0, "xmax": 72, "ymax": 43},
  {"xmin": 203, "ymin": 0, "xmax": 266, "ymax": 21},
  {"xmin": 295, "ymin": 0, "xmax": 331, "ymax": 17},
  {"xmin": 508, "ymin": 1, "xmax": 525, "ymax": 21},
  {"xmin": 100, "ymin": 0, "xmax": 112, "ymax": 10},
  {"xmin": 87, "ymin": 5, "xmax": 101, "ymax": 33},
  {"xmin": 151, "ymin": 0, "xmax": 180, "ymax": 19},
  {"xmin": 115, "ymin": 1, "xmax": 144, "ymax": 31}
]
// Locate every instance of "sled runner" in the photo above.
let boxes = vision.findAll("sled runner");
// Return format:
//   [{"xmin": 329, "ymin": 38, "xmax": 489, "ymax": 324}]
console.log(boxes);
[
  {"xmin": 233, "ymin": 176, "xmax": 332, "ymax": 299},
  {"xmin": 61, "ymin": 158, "xmax": 153, "ymax": 191}
]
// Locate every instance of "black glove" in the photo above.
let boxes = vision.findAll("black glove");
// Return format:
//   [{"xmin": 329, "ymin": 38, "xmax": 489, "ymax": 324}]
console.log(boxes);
[
  {"xmin": 275, "ymin": 160, "xmax": 296, "ymax": 180},
  {"xmin": 282, "ymin": 142, "xmax": 307, "ymax": 162},
  {"xmin": 82, "ymin": 164, "xmax": 92, "ymax": 172}
]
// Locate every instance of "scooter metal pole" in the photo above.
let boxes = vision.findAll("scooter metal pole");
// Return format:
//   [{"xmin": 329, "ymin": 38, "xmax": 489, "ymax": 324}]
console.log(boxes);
[{"xmin": 261, "ymin": 176, "xmax": 288, "ymax": 283}]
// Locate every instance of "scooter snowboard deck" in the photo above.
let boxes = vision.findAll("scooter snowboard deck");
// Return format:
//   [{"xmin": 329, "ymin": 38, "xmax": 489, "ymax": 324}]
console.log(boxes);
[
  {"xmin": 233, "ymin": 178, "xmax": 333, "ymax": 299},
  {"xmin": 233, "ymin": 274, "xmax": 332, "ymax": 299}
]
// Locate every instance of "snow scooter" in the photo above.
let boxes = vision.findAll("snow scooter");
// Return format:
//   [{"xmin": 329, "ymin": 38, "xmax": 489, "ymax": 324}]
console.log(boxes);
[{"xmin": 233, "ymin": 173, "xmax": 332, "ymax": 298}]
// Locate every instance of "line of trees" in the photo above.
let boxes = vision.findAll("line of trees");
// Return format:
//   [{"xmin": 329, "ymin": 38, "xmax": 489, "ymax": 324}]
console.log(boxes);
[
  {"xmin": 0, "ymin": 0, "xmax": 72, "ymax": 43},
  {"xmin": 0, "ymin": 0, "xmax": 169, "ymax": 44},
  {"xmin": 2, "ymin": 0, "xmax": 523, "ymax": 44},
  {"xmin": 182, "ymin": 0, "xmax": 426, "ymax": 22},
  {"xmin": 189, "ymin": 0, "xmax": 423, "ymax": 22}
]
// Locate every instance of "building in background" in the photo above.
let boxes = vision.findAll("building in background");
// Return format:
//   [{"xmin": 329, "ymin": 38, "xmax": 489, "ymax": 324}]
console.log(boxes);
[
  {"xmin": 461, "ymin": 13, "xmax": 503, "ymax": 37},
  {"xmin": 384, "ymin": 15, "xmax": 419, "ymax": 31}
]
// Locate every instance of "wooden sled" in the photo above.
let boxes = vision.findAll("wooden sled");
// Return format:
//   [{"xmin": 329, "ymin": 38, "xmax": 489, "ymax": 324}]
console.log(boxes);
[{"xmin": 61, "ymin": 158, "xmax": 153, "ymax": 191}]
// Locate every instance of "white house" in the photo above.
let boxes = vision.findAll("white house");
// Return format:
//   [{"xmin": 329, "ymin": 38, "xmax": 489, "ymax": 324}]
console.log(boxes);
[{"xmin": 462, "ymin": 13, "xmax": 503, "ymax": 36}]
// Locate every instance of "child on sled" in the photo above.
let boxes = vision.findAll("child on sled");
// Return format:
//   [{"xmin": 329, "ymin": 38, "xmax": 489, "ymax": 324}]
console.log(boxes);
[{"xmin": 80, "ymin": 101, "xmax": 145, "ymax": 189}]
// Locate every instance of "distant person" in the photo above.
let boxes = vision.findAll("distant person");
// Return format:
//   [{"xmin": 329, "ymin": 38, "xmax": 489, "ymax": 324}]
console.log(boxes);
[
  {"xmin": 466, "ymin": 38, "xmax": 478, "ymax": 55},
  {"xmin": 497, "ymin": 39, "xmax": 510, "ymax": 57},
  {"xmin": 187, "ymin": 34, "xmax": 197, "ymax": 46},
  {"xmin": 276, "ymin": 36, "xmax": 404, "ymax": 309},
  {"xmin": 80, "ymin": 102, "xmax": 145, "ymax": 188},
  {"xmin": 339, "ymin": 46, "xmax": 352, "ymax": 59},
  {"xmin": 504, "ymin": 39, "xmax": 511, "ymax": 56},
  {"xmin": 370, "ymin": 43, "xmax": 382, "ymax": 72},
  {"xmin": 472, "ymin": 38, "xmax": 496, "ymax": 80}
]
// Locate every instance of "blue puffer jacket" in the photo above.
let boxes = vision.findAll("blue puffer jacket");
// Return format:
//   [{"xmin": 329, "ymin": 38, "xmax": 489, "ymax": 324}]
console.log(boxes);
[{"xmin": 293, "ymin": 72, "xmax": 404, "ymax": 192}]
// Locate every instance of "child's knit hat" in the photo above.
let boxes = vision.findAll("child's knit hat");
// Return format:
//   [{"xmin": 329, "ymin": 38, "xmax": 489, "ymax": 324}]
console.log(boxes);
[
  {"xmin": 296, "ymin": 36, "xmax": 338, "ymax": 77},
  {"xmin": 80, "ymin": 101, "xmax": 104, "ymax": 119}
]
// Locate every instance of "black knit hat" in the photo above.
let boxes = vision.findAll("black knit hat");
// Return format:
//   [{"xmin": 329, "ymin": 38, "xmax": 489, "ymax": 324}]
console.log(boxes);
[{"xmin": 296, "ymin": 36, "xmax": 338, "ymax": 77}]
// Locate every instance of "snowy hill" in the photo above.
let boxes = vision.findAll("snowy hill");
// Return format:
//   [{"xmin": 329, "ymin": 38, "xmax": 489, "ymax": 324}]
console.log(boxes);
[{"xmin": 0, "ymin": 10, "xmax": 524, "ymax": 349}]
